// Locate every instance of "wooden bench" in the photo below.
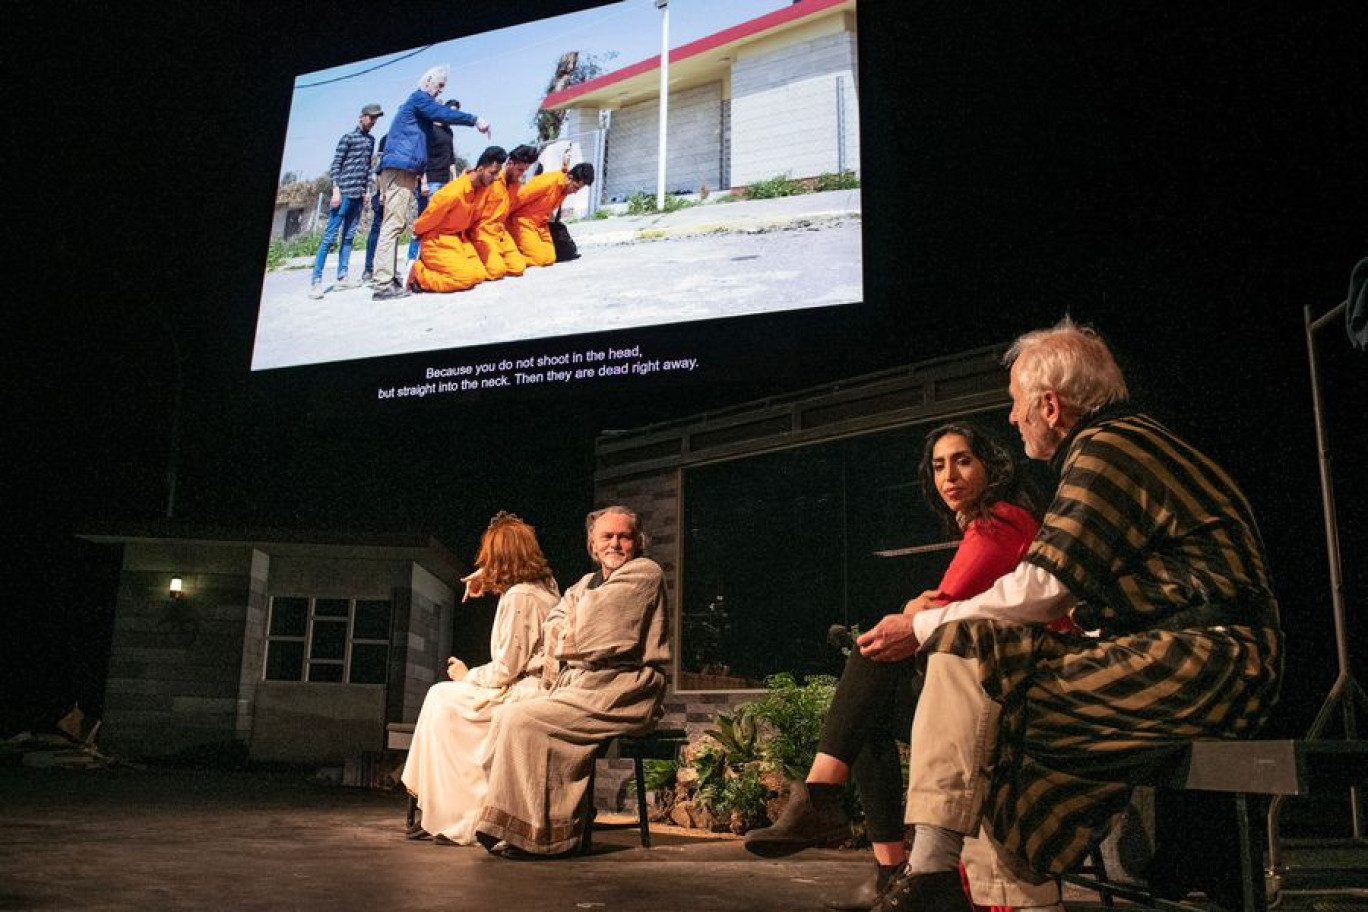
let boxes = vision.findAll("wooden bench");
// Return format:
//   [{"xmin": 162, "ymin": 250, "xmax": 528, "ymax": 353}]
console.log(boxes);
[
  {"xmin": 1062, "ymin": 739, "xmax": 1368, "ymax": 912},
  {"xmin": 385, "ymin": 722, "xmax": 688, "ymax": 850}
]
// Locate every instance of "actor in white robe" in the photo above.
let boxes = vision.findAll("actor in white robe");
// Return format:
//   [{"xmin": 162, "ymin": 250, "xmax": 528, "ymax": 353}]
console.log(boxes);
[
  {"xmin": 402, "ymin": 564, "xmax": 560, "ymax": 843},
  {"xmin": 477, "ymin": 507, "xmax": 670, "ymax": 856}
]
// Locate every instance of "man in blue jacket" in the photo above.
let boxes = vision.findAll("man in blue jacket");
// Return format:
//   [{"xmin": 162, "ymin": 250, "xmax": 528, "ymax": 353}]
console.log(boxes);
[{"xmin": 372, "ymin": 65, "xmax": 491, "ymax": 300}]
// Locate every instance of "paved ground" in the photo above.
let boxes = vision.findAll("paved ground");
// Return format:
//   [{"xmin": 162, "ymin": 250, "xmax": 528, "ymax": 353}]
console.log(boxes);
[
  {"xmin": 251, "ymin": 190, "xmax": 862, "ymax": 371},
  {"xmin": 2, "ymin": 765, "xmax": 1364, "ymax": 912}
]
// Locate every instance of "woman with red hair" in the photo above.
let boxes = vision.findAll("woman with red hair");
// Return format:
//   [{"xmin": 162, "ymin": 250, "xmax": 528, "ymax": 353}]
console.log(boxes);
[{"xmin": 401, "ymin": 512, "xmax": 559, "ymax": 845}]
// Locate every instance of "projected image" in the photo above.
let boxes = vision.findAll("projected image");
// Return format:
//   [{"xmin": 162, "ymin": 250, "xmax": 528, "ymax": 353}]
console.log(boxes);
[{"xmin": 252, "ymin": 0, "xmax": 862, "ymax": 371}]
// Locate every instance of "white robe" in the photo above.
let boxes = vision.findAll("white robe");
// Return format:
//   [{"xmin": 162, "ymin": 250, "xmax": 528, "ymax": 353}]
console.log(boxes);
[{"xmin": 400, "ymin": 578, "xmax": 559, "ymax": 843}]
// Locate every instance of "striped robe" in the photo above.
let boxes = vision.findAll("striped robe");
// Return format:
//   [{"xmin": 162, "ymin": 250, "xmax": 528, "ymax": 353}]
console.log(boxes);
[{"xmin": 923, "ymin": 408, "xmax": 1283, "ymax": 876}]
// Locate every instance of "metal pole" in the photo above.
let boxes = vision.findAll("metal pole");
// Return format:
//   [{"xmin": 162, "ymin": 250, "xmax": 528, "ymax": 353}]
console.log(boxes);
[
  {"xmin": 655, "ymin": 0, "xmax": 670, "ymax": 212},
  {"xmin": 1268, "ymin": 299, "xmax": 1365, "ymax": 892}
]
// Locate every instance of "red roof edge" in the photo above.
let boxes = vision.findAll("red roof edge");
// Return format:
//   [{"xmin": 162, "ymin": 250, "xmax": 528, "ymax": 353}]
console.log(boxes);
[{"xmin": 542, "ymin": 0, "xmax": 849, "ymax": 110}]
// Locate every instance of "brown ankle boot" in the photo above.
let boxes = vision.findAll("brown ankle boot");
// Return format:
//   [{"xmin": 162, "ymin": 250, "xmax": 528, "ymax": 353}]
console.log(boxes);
[{"xmin": 743, "ymin": 781, "xmax": 850, "ymax": 858}]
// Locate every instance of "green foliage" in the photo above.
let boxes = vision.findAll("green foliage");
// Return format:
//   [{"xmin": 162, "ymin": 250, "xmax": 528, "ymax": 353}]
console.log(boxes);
[
  {"xmin": 624, "ymin": 191, "xmax": 697, "ymax": 215},
  {"xmin": 745, "ymin": 174, "xmax": 805, "ymax": 200},
  {"xmin": 815, "ymin": 170, "xmax": 861, "ymax": 191},
  {"xmin": 640, "ymin": 758, "xmax": 678, "ymax": 792},
  {"xmin": 717, "ymin": 765, "xmax": 770, "ymax": 822},
  {"xmin": 265, "ymin": 233, "xmax": 321, "ymax": 271},
  {"xmin": 532, "ymin": 50, "xmax": 619, "ymax": 142},
  {"xmin": 749, "ymin": 672, "xmax": 838, "ymax": 780},
  {"xmin": 651, "ymin": 673, "xmax": 850, "ymax": 833},
  {"xmin": 593, "ymin": 207, "xmax": 613, "ymax": 219}
]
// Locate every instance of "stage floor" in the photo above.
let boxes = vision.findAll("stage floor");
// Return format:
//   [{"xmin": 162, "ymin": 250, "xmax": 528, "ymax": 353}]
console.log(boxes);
[{"xmin": 0, "ymin": 765, "xmax": 1363, "ymax": 911}]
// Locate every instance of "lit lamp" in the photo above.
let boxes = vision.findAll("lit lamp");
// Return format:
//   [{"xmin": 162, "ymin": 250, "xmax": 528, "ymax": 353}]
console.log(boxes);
[{"xmin": 169, "ymin": 576, "xmax": 184, "ymax": 599}]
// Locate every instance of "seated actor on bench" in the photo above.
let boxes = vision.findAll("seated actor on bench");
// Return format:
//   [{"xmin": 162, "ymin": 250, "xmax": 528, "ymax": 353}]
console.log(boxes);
[
  {"xmin": 856, "ymin": 318, "xmax": 1283, "ymax": 912},
  {"xmin": 476, "ymin": 505, "xmax": 669, "ymax": 858}
]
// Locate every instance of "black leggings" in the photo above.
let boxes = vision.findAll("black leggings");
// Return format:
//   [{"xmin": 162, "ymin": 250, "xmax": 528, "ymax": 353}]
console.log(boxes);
[{"xmin": 815, "ymin": 649, "xmax": 923, "ymax": 843}]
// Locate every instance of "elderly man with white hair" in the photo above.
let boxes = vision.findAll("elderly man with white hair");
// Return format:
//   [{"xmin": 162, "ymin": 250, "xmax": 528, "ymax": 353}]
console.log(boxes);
[
  {"xmin": 372, "ymin": 65, "xmax": 491, "ymax": 300},
  {"xmin": 476, "ymin": 505, "xmax": 670, "ymax": 858},
  {"xmin": 856, "ymin": 318, "xmax": 1283, "ymax": 912}
]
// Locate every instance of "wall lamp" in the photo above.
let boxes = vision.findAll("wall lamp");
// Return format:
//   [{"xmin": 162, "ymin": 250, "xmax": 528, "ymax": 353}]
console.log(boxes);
[{"xmin": 169, "ymin": 576, "xmax": 184, "ymax": 599}]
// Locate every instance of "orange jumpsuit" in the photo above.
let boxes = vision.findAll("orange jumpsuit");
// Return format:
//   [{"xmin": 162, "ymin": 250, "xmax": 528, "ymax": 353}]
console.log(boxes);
[
  {"xmin": 410, "ymin": 173, "xmax": 489, "ymax": 292},
  {"xmin": 467, "ymin": 173, "xmax": 526, "ymax": 280},
  {"xmin": 506, "ymin": 170, "xmax": 571, "ymax": 268}
]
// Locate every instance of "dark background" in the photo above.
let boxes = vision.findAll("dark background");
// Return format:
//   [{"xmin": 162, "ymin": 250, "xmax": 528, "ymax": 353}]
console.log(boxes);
[{"xmin": 4, "ymin": 1, "xmax": 1366, "ymax": 739}]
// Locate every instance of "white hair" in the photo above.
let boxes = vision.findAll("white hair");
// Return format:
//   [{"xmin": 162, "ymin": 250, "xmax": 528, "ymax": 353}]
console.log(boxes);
[
  {"xmin": 1004, "ymin": 316, "xmax": 1129, "ymax": 417},
  {"xmin": 418, "ymin": 65, "xmax": 449, "ymax": 95}
]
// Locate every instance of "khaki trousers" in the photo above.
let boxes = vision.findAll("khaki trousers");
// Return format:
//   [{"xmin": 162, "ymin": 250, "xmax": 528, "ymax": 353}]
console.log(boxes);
[
  {"xmin": 373, "ymin": 168, "xmax": 417, "ymax": 286},
  {"xmin": 905, "ymin": 652, "xmax": 1061, "ymax": 907}
]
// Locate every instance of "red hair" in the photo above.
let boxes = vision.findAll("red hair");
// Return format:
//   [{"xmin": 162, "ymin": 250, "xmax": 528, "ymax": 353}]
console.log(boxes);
[{"xmin": 476, "ymin": 513, "xmax": 553, "ymax": 594}]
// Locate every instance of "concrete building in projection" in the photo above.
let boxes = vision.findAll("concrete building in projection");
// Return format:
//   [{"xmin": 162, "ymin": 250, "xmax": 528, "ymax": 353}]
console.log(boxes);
[{"xmin": 543, "ymin": 0, "xmax": 859, "ymax": 204}]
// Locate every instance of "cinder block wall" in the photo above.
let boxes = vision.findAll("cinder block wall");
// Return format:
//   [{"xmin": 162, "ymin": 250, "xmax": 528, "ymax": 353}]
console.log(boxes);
[
  {"xmin": 601, "ymin": 82, "xmax": 725, "ymax": 202},
  {"xmin": 234, "ymin": 549, "xmax": 271, "ymax": 745},
  {"xmin": 103, "ymin": 543, "xmax": 255, "ymax": 758},
  {"xmin": 730, "ymin": 24, "xmax": 860, "ymax": 187},
  {"xmin": 395, "ymin": 562, "xmax": 453, "ymax": 723}
]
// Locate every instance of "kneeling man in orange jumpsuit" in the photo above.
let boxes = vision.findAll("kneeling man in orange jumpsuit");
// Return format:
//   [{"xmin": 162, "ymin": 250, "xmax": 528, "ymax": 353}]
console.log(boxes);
[
  {"xmin": 506, "ymin": 162, "xmax": 594, "ymax": 268},
  {"xmin": 409, "ymin": 146, "xmax": 507, "ymax": 293},
  {"xmin": 467, "ymin": 145, "xmax": 539, "ymax": 281}
]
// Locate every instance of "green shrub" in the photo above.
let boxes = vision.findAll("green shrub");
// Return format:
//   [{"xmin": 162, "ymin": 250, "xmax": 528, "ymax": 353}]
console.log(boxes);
[
  {"xmin": 745, "ymin": 174, "xmax": 805, "ymax": 200},
  {"xmin": 644, "ymin": 672, "xmax": 856, "ymax": 834},
  {"xmin": 717, "ymin": 765, "xmax": 770, "ymax": 824},
  {"xmin": 625, "ymin": 191, "xmax": 698, "ymax": 215},
  {"xmin": 750, "ymin": 672, "xmax": 838, "ymax": 779},
  {"xmin": 264, "ymin": 228, "xmax": 389, "ymax": 272},
  {"xmin": 815, "ymin": 170, "xmax": 861, "ymax": 191}
]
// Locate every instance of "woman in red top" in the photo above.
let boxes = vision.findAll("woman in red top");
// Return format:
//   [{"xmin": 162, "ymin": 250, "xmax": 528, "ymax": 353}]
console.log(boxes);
[{"xmin": 746, "ymin": 423, "xmax": 1064, "ymax": 912}]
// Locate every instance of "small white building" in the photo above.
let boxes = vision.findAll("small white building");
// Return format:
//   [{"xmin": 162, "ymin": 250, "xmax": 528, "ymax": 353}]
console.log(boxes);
[
  {"xmin": 544, "ymin": 0, "xmax": 860, "ymax": 203},
  {"xmin": 80, "ymin": 526, "xmax": 464, "ymax": 765}
]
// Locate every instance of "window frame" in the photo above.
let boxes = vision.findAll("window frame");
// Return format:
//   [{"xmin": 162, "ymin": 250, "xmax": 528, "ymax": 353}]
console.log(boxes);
[{"xmin": 264, "ymin": 594, "xmax": 391, "ymax": 684}]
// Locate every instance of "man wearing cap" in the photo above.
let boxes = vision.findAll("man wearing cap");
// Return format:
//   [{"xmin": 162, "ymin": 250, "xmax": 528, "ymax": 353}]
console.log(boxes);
[
  {"xmin": 309, "ymin": 103, "xmax": 383, "ymax": 299},
  {"xmin": 372, "ymin": 65, "xmax": 492, "ymax": 300}
]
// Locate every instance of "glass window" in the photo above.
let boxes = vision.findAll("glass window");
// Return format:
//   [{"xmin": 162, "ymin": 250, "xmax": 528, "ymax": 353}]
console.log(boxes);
[
  {"xmin": 353, "ymin": 599, "xmax": 391, "ymax": 641},
  {"xmin": 263, "ymin": 596, "xmax": 392, "ymax": 684},
  {"xmin": 268, "ymin": 597, "xmax": 308, "ymax": 637},
  {"xmin": 310, "ymin": 619, "xmax": 347, "ymax": 660},
  {"xmin": 314, "ymin": 597, "xmax": 350, "ymax": 618},
  {"xmin": 350, "ymin": 644, "xmax": 389, "ymax": 685},
  {"xmin": 265, "ymin": 640, "xmax": 305, "ymax": 681}
]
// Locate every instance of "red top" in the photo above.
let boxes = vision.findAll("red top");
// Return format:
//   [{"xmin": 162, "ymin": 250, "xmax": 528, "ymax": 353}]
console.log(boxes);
[
  {"xmin": 935, "ymin": 500, "xmax": 1078, "ymax": 635},
  {"xmin": 936, "ymin": 501, "xmax": 1038, "ymax": 602}
]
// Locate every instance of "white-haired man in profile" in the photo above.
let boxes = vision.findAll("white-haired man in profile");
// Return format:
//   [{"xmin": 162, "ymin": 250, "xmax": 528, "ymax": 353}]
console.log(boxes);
[
  {"xmin": 476, "ymin": 505, "xmax": 670, "ymax": 858},
  {"xmin": 857, "ymin": 318, "xmax": 1283, "ymax": 912},
  {"xmin": 371, "ymin": 65, "xmax": 491, "ymax": 300}
]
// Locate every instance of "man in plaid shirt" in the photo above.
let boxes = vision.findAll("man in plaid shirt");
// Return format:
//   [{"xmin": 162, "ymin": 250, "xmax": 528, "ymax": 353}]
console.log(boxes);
[{"xmin": 310, "ymin": 103, "xmax": 383, "ymax": 299}]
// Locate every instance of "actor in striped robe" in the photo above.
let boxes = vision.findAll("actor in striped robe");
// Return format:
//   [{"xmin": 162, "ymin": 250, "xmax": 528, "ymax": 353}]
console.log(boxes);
[{"xmin": 858, "ymin": 319, "xmax": 1282, "ymax": 912}]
